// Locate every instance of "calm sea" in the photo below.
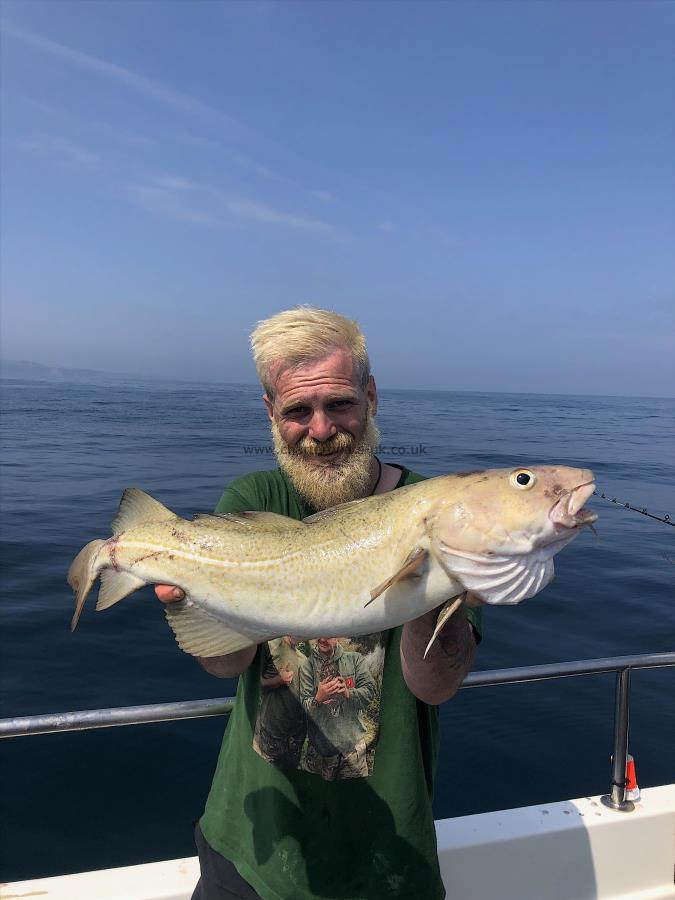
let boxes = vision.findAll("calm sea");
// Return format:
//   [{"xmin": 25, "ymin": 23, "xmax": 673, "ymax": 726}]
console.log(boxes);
[{"xmin": 1, "ymin": 378, "xmax": 674, "ymax": 881}]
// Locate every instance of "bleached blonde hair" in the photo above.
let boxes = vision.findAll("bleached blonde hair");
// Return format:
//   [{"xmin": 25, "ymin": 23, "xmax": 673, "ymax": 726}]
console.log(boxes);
[{"xmin": 250, "ymin": 305, "xmax": 371, "ymax": 399}]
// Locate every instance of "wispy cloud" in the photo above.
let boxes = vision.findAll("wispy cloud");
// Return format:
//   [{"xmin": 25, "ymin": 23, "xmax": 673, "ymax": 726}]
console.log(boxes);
[
  {"xmin": 129, "ymin": 175, "xmax": 338, "ymax": 235},
  {"xmin": 15, "ymin": 95, "xmax": 156, "ymax": 150},
  {"xmin": 129, "ymin": 182, "xmax": 218, "ymax": 226},
  {"xmin": 2, "ymin": 22, "xmax": 346, "ymax": 233},
  {"xmin": 16, "ymin": 133, "xmax": 98, "ymax": 168},
  {"xmin": 88, "ymin": 121, "xmax": 155, "ymax": 149},
  {"xmin": 225, "ymin": 199, "xmax": 336, "ymax": 234},
  {"xmin": 221, "ymin": 146, "xmax": 299, "ymax": 188},
  {"xmin": 5, "ymin": 26, "xmax": 337, "ymax": 204},
  {"xmin": 1, "ymin": 21, "xmax": 242, "ymax": 131},
  {"xmin": 150, "ymin": 175, "xmax": 201, "ymax": 192},
  {"xmin": 172, "ymin": 131, "xmax": 335, "ymax": 200}
]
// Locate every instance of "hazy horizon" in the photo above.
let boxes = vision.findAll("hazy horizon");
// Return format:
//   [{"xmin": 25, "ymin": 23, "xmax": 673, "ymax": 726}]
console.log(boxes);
[
  {"xmin": 1, "ymin": 1, "xmax": 673, "ymax": 397},
  {"xmin": 3, "ymin": 357, "xmax": 673, "ymax": 401}
]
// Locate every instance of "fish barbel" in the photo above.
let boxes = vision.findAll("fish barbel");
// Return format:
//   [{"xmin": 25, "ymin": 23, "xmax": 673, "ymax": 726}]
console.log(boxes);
[{"xmin": 68, "ymin": 465, "xmax": 597, "ymax": 658}]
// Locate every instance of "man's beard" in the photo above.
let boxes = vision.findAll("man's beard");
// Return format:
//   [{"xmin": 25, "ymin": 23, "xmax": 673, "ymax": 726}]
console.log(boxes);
[{"xmin": 271, "ymin": 411, "xmax": 381, "ymax": 511}]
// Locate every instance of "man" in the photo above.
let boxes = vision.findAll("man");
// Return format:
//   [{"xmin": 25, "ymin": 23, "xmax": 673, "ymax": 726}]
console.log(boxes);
[
  {"xmin": 253, "ymin": 636, "xmax": 307, "ymax": 769},
  {"xmin": 299, "ymin": 637, "xmax": 377, "ymax": 780},
  {"xmin": 156, "ymin": 306, "xmax": 480, "ymax": 899}
]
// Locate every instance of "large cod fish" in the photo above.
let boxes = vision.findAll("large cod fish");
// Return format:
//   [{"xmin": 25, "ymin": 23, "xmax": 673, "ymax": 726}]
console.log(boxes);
[{"xmin": 68, "ymin": 466, "xmax": 597, "ymax": 658}]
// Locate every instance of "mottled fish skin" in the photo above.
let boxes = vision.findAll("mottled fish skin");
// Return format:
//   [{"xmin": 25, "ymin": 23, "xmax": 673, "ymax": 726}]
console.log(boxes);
[{"xmin": 67, "ymin": 465, "xmax": 596, "ymax": 657}]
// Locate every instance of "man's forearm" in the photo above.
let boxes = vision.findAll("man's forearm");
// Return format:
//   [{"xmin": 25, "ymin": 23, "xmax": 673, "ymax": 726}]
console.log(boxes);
[
  {"xmin": 261, "ymin": 673, "xmax": 288, "ymax": 690},
  {"xmin": 400, "ymin": 604, "xmax": 476, "ymax": 705},
  {"xmin": 197, "ymin": 645, "xmax": 257, "ymax": 678}
]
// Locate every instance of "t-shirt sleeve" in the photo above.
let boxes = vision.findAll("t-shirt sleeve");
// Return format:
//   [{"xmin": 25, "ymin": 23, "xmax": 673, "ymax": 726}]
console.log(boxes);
[
  {"xmin": 260, "ymin": 643, "xmax": 278, "ymax": 680},
  {"xmin": 214, "ymin": 474, "xmax": 266, "ymax": 515},
  {"xmin": 465, "ymin": 607, "xmax": 482, "ymax": 644}
]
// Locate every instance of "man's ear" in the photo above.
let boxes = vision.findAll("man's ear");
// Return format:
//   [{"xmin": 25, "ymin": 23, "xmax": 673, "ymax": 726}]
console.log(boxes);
[
  {"xmin": 262, "ymin": 394, "xmax": 274, "ymax": 422},
  {"xmin": 367, "ymin": 376, "xmax": 378, "ymax": 416}
]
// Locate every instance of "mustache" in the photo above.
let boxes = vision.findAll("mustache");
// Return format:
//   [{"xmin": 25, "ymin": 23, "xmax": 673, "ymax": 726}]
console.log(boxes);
[{"xmin": 290, "ymin": 431, "xmax": 358, "ymax": 457}]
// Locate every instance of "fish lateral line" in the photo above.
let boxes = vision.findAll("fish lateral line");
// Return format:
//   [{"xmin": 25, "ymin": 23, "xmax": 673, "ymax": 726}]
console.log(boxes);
[{"xmin": 110, "ymin": 538, "xmax": 309, "ymax": 570}]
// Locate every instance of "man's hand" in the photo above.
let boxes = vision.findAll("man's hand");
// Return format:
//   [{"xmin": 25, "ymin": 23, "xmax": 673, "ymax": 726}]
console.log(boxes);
[
  {"xmin": 316, "ymin": 676, "xmax": 342, "ymax": 704},
  {"xmin": 279, "ymin": 664, "xmax": 294, "ymax": 687},
  {"xmin": 400, "ymin": 598, "xmax": 476, "ymax": 705},
  {"xmin": 155, "ymin": 584, "xmax": 185, "ymax": 603},
  {"xmin": 261, "ymin": 664, "xmax": 294, "ymax": 691},
  {"xmin": 334, "ymin": 677, "xmax": 350, "ymax": 700}
]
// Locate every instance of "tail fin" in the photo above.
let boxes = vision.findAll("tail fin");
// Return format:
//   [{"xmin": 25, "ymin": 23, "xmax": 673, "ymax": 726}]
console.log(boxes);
[{"xmin": 68, "ymin": 539, "xmax": 105, "ymax": 631}]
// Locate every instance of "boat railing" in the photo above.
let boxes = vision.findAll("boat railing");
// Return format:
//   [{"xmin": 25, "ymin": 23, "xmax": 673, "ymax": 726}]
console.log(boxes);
[{"xmin": 2, "ymin": 651, "xmax": 674, "ymax": 813}]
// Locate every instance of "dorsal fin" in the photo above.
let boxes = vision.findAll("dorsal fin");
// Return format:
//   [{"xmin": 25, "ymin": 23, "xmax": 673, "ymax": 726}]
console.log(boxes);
[
  {"xmin": 112, "ymin": 488, "xmax": 176, "ymax": 535},
  {"xmin": 303, "ymin": 496, "xmax": 371, "ymax": 524},
  {"xmin": 193, "ymin": 511, "xmax": 305, "ymax": 532}
]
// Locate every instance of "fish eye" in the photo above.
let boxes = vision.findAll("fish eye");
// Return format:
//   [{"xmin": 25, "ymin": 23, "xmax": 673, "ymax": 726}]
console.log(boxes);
[{"xmin": 510, "ymin": 469, "xmax": 536, "ymax": 490}]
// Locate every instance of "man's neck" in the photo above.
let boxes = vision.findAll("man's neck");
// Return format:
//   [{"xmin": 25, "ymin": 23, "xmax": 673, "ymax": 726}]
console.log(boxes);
[{"xmin": 372, "ymin": 462, "xmax": 406, "ymax": 495}]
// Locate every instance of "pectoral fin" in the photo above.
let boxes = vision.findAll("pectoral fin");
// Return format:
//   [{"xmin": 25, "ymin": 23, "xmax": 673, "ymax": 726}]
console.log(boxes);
[
  {"xmin": 423, "ymin": 594, "xmax": 464, "ymax": 659},
  {"xmin": 96, "ymin": 569, "xmax": 147, "ymax": 611},
  {"xmin": 365, "ymin": 548, "xmax": 428, "ymax": 607},
  {"xmin": 164, "ymin": 601, "xmax": 258, "ymax": 658}
]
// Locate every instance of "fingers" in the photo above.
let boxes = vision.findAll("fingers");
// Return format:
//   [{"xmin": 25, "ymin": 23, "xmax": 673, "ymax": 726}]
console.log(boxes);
[
  {"xmin": 317, "ymin": 677, "xmax": 342, "ymax": 701},
  {"xmin": 155, "ymin": 584, "xmax": 185, "ymax": 604}
]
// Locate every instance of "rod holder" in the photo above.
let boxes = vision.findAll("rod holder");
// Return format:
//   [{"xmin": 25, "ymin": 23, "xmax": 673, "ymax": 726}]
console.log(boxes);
[{"xmin": 601, "ymin": 668, "xmax": 635, "ymax": 812}]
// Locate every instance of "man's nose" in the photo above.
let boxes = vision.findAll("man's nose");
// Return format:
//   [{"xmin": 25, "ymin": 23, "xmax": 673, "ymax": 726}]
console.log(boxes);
[{"xmin": 308, "ymin": 410, "xmax": 337, "ymax": 441}]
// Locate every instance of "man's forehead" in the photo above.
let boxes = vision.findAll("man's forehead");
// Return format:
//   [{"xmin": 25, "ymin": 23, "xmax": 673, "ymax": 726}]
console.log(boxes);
[{"xmin": 270, "ymin": 349, "xmax": 361, "ymax": 401}]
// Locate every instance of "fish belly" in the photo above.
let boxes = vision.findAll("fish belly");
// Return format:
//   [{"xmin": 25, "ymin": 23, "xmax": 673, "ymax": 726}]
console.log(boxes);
[{"xmin": 190, "ymin": 551, "xmax": 460, "ymax": 640}]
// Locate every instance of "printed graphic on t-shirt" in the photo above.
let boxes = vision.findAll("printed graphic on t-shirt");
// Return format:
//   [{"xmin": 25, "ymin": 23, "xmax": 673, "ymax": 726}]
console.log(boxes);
[{"xmin": 252, "ymin": 633, "xmax": 387, "ymax": 781}]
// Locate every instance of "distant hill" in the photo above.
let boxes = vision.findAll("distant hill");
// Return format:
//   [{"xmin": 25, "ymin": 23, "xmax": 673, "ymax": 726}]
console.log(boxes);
[
  {"xmin": 0, "ymin": 359, "xmax": 142, "ymax": 384},
  {"xmin": 0, "ymin": 359, "xmax": 255, "ymax": 390}
]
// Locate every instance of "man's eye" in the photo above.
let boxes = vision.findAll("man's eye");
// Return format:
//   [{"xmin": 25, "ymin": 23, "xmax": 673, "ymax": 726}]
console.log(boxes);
[
  {"xmin": 284, "ymin": 407, "xmax": 309, "ymax": 418},
  {"xmin": 329, "ymin": 400, "xmax": 353, "ymax": 409}
]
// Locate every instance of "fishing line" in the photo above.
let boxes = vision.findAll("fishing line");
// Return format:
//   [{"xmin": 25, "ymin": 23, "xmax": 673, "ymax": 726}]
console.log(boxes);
[{"xmin": 593, "ymin": 490, "xmax": 674, "ymax": 527}]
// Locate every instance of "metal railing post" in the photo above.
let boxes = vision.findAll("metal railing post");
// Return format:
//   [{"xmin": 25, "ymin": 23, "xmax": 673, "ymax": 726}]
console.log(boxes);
[{"xmin": 601, "ymin": 668, "xmax": 634, "ymax": 812}]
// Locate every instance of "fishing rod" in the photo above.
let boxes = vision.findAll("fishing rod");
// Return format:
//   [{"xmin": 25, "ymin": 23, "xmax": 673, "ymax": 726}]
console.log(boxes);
[{"xmin": 593, "ymin": 491, "xmax": 674, "ymax": 527}]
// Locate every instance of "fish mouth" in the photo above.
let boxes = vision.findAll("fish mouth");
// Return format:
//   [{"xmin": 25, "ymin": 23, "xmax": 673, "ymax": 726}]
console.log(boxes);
[{"xmin": 549, "ymin": 480, "xmax": 598, "ymax": 530}]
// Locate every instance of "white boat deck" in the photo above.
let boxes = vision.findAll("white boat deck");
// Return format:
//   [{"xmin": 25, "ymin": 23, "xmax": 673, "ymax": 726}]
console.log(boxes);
[
  {"xmin": 436, "ymin": 785, "xmax": 675, "ymax": 900},
  {"xmin": 3, "ymin": 785, "xmax": 674, "ymax": 900}
]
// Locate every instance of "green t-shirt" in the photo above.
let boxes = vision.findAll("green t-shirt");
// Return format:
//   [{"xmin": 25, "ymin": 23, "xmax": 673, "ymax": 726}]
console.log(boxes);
[{"xmin": 199, "ymin": 465, "xmax": 481, "ymax": 900}]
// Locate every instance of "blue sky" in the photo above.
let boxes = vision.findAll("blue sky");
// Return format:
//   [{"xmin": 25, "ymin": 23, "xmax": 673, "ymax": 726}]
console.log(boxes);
[{"xmin": 1, "ymin": 0, "xmax": 673, "ymax": 396}]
